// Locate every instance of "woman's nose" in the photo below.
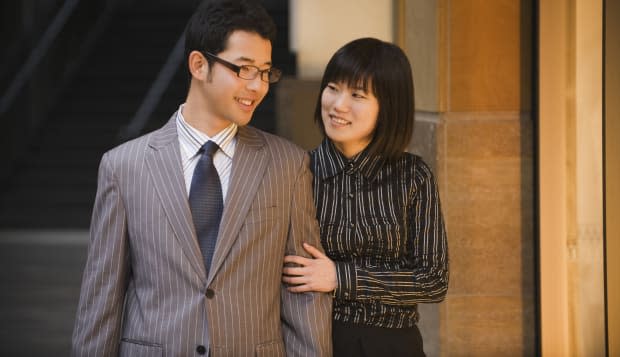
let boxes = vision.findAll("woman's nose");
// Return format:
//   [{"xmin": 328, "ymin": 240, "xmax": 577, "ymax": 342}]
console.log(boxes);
[{"xmin": 332, "ymin": 93, "xmax": 349, "ymax": 112}]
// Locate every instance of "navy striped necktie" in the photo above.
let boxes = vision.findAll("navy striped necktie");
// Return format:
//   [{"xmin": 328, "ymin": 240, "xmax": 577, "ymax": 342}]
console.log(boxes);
[{"xmin": 189, "ymin": 140, "xmax": 223, "ymax": 272}]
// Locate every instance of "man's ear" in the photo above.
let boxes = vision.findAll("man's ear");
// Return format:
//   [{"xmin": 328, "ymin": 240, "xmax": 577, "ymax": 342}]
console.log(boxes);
[{"xmin": 188, "ymin": 50, "xmax": 208, "ymax": 80}]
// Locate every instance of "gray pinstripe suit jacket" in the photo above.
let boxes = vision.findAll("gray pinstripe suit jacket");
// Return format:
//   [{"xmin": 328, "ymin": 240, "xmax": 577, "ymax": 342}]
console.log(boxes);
[{"xmin": 71, "ymin": 115, "xmax": 332, "ymax": 356}]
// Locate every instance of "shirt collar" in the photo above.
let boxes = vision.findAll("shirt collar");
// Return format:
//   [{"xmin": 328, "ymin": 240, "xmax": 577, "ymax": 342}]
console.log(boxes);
[
  {"xmin": 314, "ymin": 138, "xmax": 385, "ymax": 181},
  {"xmin": 176, "ymin": 104, "xmax": 237, "ymax": 159}
]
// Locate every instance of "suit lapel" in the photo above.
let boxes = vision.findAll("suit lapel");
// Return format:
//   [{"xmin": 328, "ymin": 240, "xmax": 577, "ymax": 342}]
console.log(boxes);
[
  {"xmin": 208, "ymin": 126, "xmax": 268, "ymax": 284},
  {"xmin": 146, "ymin": 115, "xmax": 207, "ymax": 281}
]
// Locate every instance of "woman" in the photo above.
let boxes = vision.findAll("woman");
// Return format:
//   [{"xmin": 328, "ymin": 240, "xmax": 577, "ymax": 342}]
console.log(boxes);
[{"xmin": 282, "ymin": 38, "xmax": 449, "ymax": 356}]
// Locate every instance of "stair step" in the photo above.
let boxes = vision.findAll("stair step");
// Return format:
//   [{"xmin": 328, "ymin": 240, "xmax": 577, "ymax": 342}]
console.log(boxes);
[
  {"xmin": 11, "ymin": 169, "xmax": 98, "ymax": 187},
  {"xmin": 0, "ymin": 208, "xmax": 93, "ymax": 229}
]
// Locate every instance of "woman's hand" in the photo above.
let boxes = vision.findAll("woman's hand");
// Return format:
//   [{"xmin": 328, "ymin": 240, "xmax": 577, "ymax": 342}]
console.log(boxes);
[{"xmin": 283, "ymin": 242, "xmax": 337, "ymax": 293}]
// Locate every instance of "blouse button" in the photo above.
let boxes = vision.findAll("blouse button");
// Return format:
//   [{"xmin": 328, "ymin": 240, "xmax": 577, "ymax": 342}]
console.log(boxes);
[
  {"xmin": 348, "ymin": 192, "xmax": 354, "ymax": 199},
  {"xmin": 345, "ymin": 162, "xmax": 355, "ymax": 175},
  {"xmin": 349, "ymin": 222, "xmax": 355, "ymax": 228}
]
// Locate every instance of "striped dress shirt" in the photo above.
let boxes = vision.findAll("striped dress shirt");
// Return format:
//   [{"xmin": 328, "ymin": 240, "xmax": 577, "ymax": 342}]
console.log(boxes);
[
  {"xmin": 176, "ymin": 104, "xmax": 237, "ymax": 199},
  {"xmin": 310, "ymin": 139, "xmax": 449, "ymax": 328}
]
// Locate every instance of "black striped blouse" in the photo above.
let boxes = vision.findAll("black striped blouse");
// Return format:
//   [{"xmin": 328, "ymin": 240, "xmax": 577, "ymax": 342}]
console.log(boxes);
[{"xmin": 310, "ymin": 139, "xmax": 449, "ymax": 328}]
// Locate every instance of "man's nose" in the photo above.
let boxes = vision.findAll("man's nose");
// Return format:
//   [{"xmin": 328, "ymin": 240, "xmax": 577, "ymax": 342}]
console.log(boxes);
[{"xmin": 246, "ymin": 75, "xmax": 266, "ymax": 92}]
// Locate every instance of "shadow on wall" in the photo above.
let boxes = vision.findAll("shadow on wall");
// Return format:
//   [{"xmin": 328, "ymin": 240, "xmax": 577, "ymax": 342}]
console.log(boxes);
[{"xmin": 275, "ymin": 78, "xmax": 323, "ymax": 150}]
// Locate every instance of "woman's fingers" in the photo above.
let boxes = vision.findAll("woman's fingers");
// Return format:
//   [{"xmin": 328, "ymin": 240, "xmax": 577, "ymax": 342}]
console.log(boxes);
[
  {"xmin": 283, "ymin": 243, "xmax": 326, "ymax": 266},
  {"xmin": 282, "ymin": 275, "xmax": 310, "ymax": 285},
  {"xmin": 283, "ymin": 255, "xmax": 310, "ymax": 266},
  {"xmin": 282, "ymin": 266, "xmax": 305, "ymax": 276},
  {"xmin": 302, "ymin": 243, "xmax": 326, "ymax": 259},
  {"xmin": 282, "ymin": 248, "xmax": 336, "ymax": 293},
  {"xmin": 283, "ymin": 273, "xmax": 314, "ymax": 292}
]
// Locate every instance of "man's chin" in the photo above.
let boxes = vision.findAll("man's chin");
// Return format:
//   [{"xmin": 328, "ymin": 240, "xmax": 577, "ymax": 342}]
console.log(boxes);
[{"xmin": 235, "ymin": 113, "xmax": 254, "ymax": 127}]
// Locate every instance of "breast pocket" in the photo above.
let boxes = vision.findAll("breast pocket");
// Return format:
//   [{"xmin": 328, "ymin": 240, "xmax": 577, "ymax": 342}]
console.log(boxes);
[{"xmin": 244, "ymin": 205, "xmax": 280, "ymax": 224}]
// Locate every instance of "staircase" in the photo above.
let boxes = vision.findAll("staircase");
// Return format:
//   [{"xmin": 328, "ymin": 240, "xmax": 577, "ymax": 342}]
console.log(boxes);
[
  {"xmin": 0, "ymin": 1, "xmax": 195, "ymax": 228},
  {"xmin": 0, "ymin": 0, "xmax": 295, "ymax": 230}
]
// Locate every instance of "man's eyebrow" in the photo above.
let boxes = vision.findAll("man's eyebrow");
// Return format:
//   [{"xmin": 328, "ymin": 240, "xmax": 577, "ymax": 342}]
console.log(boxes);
[{"xmin": 236, "ymin": 56, "xmax": 272, "ymax": 66}]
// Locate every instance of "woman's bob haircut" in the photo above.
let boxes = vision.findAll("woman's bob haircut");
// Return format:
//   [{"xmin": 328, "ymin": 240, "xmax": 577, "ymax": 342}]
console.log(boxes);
[{"xmin": 314, "ymin": 37, "xmax": 415, "ymax": 161}]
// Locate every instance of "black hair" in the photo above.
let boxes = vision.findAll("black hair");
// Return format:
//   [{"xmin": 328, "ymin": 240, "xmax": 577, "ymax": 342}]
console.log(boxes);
[
  {"xmin": 314, "ymin": 37, "xmax": 415, "ymax": 161},
  {"xmin": 184, "ymin": 0, "xmax": 276, "ymax": 77}
]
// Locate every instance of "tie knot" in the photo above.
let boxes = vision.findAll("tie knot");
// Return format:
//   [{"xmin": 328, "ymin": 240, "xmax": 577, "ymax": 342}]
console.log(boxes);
[{"xmin": 200, "ymin": 141, "xmax": 219, "ymax": 157}]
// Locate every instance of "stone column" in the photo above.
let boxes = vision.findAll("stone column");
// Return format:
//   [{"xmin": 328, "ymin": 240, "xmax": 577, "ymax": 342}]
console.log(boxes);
[{"xmin": 400, "ymin": 1, "xmax": 536, "ymax": 355}]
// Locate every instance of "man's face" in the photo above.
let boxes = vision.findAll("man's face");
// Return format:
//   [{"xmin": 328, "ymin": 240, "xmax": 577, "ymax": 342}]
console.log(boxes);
[{"xmin": 200, "ymin": 30, "xmax": 272, "ymax": 130}]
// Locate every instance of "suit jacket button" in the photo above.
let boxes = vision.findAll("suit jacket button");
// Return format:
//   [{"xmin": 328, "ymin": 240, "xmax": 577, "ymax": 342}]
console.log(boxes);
[
  {"xmin": 205, "ymin": 288, "xmax": 215, "ymax": 299},
  {"xmin": 196, "ymin": 345, "xmax": 207, "ymax": 355}
]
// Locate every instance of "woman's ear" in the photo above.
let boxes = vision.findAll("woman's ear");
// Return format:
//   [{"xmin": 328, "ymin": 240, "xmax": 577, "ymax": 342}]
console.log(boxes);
[{"xmin": 188, "ymin": 50, "xmax": 208, "ymax": 80}]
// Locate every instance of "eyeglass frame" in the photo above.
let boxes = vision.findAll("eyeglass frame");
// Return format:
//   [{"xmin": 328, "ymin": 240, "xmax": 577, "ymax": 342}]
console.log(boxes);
[{"xmin": 200, "ymin": 51, "xmax": 282, "ymax": 84}]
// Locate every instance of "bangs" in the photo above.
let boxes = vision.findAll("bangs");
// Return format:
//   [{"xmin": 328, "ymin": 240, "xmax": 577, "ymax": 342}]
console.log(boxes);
[{"xmin": 321, "ymin": 47, "xmax": 377, "ymax": 94}]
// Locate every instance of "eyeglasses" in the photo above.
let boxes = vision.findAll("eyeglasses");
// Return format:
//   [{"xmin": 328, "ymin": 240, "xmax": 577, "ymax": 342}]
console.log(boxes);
[{"xmin": 201, "ymin": 51, "xmax": 282, "ymax": 84}]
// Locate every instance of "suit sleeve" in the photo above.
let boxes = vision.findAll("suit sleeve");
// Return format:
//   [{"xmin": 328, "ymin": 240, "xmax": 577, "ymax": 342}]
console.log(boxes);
[
  {"xmin": 71, "ymin": 152, "xmax": 130, "ymax": 357},
  {"xmin": 280, "ymin": 153, "xmax": 333, "ymax": 357}
]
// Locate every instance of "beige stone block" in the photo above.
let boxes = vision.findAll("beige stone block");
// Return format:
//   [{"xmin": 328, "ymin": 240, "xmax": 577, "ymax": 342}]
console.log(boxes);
[
  {"xmin": 442, "ymin": 295, "xmax": 529, "ymax": 356},
  {"xmin": 418, "ymin": 303, "xmax": 441, "ymax": 357},
  {"xmin": 449, "ymin": 0, "xmax": 521, "ymax": 111},
  {"xmin": 442, "ymin": 158, "xmax": 525, "ymax": 296},
  {"xmin": 409, "ymin": 113, "xmax": 440, "ymax": 172},
  {"xmin": 436, "ymin": 117, "xmax": 448, "ymax": 196},
  {"xmin": 405, "ymin": 0, "xmax": 439, "ymax": 111},
  {"xmin": 443, "ymin": 114, "xmax": 530, "ymax": 160},
  {"xmin": 444, "ymin": 158, "xmax": 523, "ymax": 223},
  {"xmin": 446, "ymin": 219, "xmax": 522, "ymax": 296}
]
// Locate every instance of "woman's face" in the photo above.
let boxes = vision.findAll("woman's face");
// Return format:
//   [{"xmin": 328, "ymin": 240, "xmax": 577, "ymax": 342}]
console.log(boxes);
[{"xmin": 320, "ymin": 80, "xmax": 380, "ymax": 158}]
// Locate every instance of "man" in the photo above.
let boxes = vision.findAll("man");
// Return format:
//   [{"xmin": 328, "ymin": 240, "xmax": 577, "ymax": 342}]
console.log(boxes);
[{"xmin": 71, "ymin": 1, "xmax": 332, "ymax": 355}]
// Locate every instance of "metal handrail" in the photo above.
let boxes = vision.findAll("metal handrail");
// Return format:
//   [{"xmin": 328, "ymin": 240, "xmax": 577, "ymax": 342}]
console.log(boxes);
[
  {"xmin": 0, "ymin": 0, "xmax": 82, "ymax": 116},
  {"xmin": 120, "ymin": 33, "xmax": 186, "ymax": 141}
]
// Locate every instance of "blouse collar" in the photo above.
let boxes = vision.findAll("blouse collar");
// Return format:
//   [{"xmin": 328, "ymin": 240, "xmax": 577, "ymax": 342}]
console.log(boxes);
[{"xmin": 314, "ymin": 138, "xmax": 385, "ymax": 181}]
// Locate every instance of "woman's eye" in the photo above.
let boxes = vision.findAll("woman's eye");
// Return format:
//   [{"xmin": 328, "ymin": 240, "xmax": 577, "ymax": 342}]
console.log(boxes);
[
  {"xmin": 352, "ymin": 92, "xmax": 366, "ymax": 99},
  {"xmin": 326, "ymin": 84, "xmax": 337, "ymax": 91}
]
